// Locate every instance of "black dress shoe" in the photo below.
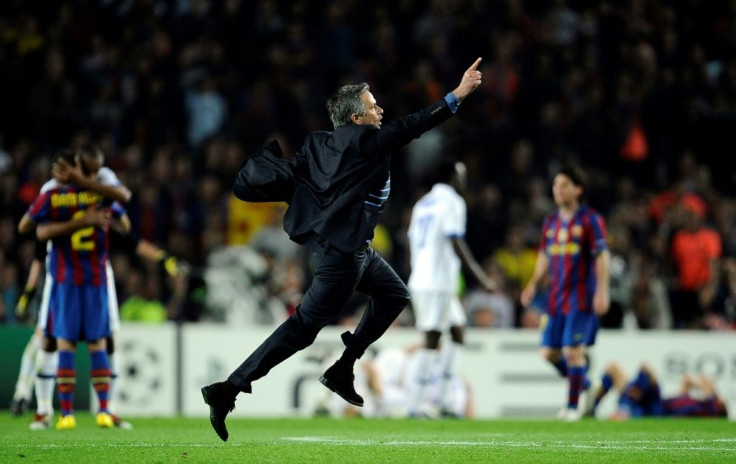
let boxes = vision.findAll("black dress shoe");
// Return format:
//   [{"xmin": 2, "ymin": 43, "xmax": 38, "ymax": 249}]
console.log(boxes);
[
  {"xmin": 319, "ymin": 361, "xmax": 364, "ymax": 407},
  {"xmin": 201, "ymin": 382, "xmax": 236, "ymax": 442}
]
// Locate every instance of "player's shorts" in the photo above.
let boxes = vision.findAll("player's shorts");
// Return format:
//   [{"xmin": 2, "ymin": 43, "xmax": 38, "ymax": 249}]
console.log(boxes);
[
  {"xmin": 38, "ymin": 262, "xmax": 120, "ymax": 335},
  {"xmin": 410, "ymin": 290, "xmax": 466, "ymax": 331},
  {"xmin": 540, "ymin": 311, "xmax": 598, "ymax": 349},
  {"xmin": 47, "ymin": 282, "xmax": 110, "ymax": 342}
]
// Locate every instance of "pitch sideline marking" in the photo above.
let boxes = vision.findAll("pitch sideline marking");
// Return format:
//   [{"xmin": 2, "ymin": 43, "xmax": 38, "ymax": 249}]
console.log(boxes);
[
  {"xmin": 8, "ymin": 438, "xmax": 736, "ymax": 452},
  {"xmin": 282, "ymin": 436, "xmax": 736, "ymax": 452}
]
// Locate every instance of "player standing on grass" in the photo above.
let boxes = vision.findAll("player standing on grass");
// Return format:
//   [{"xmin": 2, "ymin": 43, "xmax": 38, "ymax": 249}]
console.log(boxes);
[
  {"xmin": 18, "ymin": 149, "xmax": 125, "ymax": 430},
  {"xmin": 406, "ymin": 159, "xmax": 493, "ymax": 418},
  {"xmin": 520, "ymin": 165, "xmax": 610, "ymax": 421},
  {"xmin": 202, "ymin": 58, "xmax": 483, "ymax": 441},
  {"xmin": 14, "ymin": 146, "xmax": 188, "ymax": 429}
]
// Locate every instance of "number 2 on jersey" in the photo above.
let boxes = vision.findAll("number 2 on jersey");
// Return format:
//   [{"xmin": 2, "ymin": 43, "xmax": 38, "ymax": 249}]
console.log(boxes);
[{"xmin": 71, "ymin": 210, "xmax": 95, "ymax": 251}]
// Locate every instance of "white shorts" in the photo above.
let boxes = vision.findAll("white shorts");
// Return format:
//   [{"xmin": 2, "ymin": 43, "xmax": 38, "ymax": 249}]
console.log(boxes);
[
  {"xmin": 36, "ymin": 260, "xmax": 120, "ymax": 334},
  {"xmin": 410, "ymin": 291, "xmax": 466, "ymax": 332}
]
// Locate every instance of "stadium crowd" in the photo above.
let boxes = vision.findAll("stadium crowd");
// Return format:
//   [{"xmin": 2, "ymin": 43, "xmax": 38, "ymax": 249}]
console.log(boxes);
[{"xmin": 1, "ymin": 0, "xmax": 736, "ymax": 331}]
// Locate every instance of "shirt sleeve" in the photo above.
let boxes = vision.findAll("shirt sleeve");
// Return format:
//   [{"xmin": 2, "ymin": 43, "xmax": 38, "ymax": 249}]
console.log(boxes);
[
  {"xmin": 110, "ymin": 201, "xmax": 127, "ymax": 219},
  {"xmin": 539, "ymin": 217, "xmax": 551, "ymax": 254},
  {"xmin": 443, "ymin": 93, "xmax": 461, "ymax": 114},
  {"xmin": 27, "ymin": 192, "xmax": 51, "ymax": 224},
  {"xmin": 587, "ymin": 212, "xmax": 608, "ymax": 255},
  {"xmin": 97, "ymin": 167, "xmax": 122, "ymax": 186}
]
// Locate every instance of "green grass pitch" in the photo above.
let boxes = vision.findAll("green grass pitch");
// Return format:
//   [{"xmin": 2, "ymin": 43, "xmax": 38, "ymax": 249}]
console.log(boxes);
[{"xmin": 1, "ymin": 414, "xmax": 734, "ymax": 463}]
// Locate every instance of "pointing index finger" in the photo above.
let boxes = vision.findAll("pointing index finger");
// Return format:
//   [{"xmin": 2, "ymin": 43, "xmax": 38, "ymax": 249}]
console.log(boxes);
[{"xmin": 467, "ymin": 57, "xmax": 482, "ymax": 72}]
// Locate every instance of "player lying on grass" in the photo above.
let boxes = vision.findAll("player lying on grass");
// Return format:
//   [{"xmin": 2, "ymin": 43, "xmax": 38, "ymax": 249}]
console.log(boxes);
[{"xmin": 587, "ymin": 361, "xmax": 728, "ymax": 419}]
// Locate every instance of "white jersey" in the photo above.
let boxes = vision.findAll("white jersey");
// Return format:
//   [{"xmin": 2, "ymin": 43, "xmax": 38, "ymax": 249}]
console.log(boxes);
[
  {"xmin": 39, "ymin": 166, "xmax": 122, "ymax": 194},
  {"xmin": 407, "ymin": 183, "xmax": 466, "ymax": 293}
]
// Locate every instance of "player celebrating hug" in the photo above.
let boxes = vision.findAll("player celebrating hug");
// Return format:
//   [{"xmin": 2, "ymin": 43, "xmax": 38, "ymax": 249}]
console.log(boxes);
[{"xmin": 19, "ymin": 149, "xmax": 122, "ymax": 430}]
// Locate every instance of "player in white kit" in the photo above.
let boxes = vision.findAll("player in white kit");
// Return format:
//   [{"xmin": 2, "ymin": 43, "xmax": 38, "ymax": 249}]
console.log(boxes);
[{"xmin": 406, "ymin": 159, "xmax": 494, "ymax": 417}]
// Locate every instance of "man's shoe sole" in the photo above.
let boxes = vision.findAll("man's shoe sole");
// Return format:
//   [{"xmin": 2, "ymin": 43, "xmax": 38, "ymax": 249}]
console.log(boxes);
[
  {"xmin": 201, "ymin": 386, "xmax": 229, "ymax": 442},
  {"xmin": 319, "ymin": 375, "xmax": 364, "ymax": 407}
]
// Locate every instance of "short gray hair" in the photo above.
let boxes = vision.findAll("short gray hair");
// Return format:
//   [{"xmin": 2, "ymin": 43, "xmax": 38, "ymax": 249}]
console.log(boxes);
[{"xmin": 326, "ymin": 83, "xmax": 370, "ymax": 129}]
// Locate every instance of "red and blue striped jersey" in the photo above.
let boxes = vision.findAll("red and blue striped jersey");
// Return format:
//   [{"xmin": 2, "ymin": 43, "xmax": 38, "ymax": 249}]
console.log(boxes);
[
  {"xmin": 27, "ymin": 185, "xmax": 109, "ymax": 287},
  {"xmin": 663, "ymin": 395, "xmax": 727, "ymax": 417},
  {"xmin": 538, "ymin": 205, "xmax": 607, "ymax": 315}
]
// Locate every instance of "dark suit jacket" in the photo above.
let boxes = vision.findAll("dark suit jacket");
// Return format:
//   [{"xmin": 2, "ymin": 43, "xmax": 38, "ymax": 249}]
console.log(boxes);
[
  {"xmin": 284, "ymin": 98, "xmax": 454, "ymax": 252},
  {"xmin": 232, "ymin": 140, "xmax": 296, "ymax": 203}
]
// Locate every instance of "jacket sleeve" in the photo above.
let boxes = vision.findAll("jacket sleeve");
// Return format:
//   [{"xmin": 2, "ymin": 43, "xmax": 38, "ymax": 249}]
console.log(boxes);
[
  {"xmin": 232, "ymin": 139, "xmax": 296, "ymax": 203},
  {"xmin": 358, "ymin": 98, "xmax": 454, "ymax": 156}
]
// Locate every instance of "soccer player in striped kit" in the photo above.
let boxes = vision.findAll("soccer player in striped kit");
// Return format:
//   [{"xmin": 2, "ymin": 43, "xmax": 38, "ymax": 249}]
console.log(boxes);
[
  {"xmin": 521, "ymin": 165, "xmax": 610, "ymax": 421},
  {"xmin": 19, "ymin": 149, "xmax": 123, "ymax": 430}
]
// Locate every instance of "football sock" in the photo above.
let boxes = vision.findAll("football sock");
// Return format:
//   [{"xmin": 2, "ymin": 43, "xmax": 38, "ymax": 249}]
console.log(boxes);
[
  {"xmin": 593, "ymin": 372, "xmax": 613, "ymax": 409},
  {"xmin": 407, "ymin": 349, "xmax": 437, "ymax": 414},
  {"xmin": 57, "ymin": 351, "xmax": 76, "ymax": 416},
  {"xmin": 567, "ymin": 366, "xmax": 586, "ymax": 409},
  {"xmin": 553, "ymin": 358, "xmax": 568, "ymax": 377},
  {"xmin": 13, "ymin": 335, "xmax": 40, "ymax": 401},
  {"xmin": 35, "ymin": 350, "xmax": 58, "ymax": 416},
  {"xmin": 91, "ymin": 351, "xmax": 112, "ymax": 413},
  {"xmin": 437, "ymin": 342, "xmax": 460, "ymax": 408}
]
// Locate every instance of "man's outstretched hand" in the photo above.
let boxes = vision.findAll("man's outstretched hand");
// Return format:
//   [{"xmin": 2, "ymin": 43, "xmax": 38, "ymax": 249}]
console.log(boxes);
[{"xmin": 452, "ymin": 57, "xmax": 482, "ymax": 102}]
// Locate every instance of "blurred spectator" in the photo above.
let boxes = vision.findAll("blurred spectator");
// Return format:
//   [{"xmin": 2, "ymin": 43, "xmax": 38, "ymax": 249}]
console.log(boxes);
[
  {"xmin": 601, "ymin": 225, "xmax": 635, "ymax": 329},
  {"xmin": 1, "ymin": 2, "xmax": 736, "ymax": 330},
  {"xmin": 119, "ymin": 271, "xmax": 168, "ymax": 324},
  {"xmin": 704, "ymin": 256, "xmax": 736, "ymax": 330},
  {"xmin": 669, "ymin": 195, "xmax": 722, "ymax": 329},
  {"xmin": 0, "ymin": 260, "xmax": 19, "ymax": 324},
  {"xmin": 492, "ymin": 224, "xmax": 537, "ymax": 290},
  {"xmin": 464, "ymin": 261, "xmax": 515, "ymax": 329}
]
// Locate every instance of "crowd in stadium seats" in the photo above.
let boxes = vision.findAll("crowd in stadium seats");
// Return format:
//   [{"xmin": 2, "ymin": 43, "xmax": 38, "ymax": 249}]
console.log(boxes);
[{"xmin": 1, "ymin": 0, "xmax": 736, "ymax": 330}]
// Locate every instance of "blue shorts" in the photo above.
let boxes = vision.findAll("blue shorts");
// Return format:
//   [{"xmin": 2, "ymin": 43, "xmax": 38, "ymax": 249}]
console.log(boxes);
[
  {"xmin": 541, "ymin": 312, "xmax": 598, "ymax": 349},
  {"xmin": 47, "ymin": 282, "xmax": 110, "ymax": 342}
]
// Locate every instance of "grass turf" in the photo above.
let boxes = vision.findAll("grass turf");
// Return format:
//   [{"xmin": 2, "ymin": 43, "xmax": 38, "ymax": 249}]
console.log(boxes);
[{"xmin": 1, "ymin": 414, "xmax": 734, "ymax": 463}]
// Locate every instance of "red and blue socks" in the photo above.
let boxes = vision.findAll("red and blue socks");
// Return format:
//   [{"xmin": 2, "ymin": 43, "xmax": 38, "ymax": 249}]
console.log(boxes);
[
  {"xmin": 91, "ymin": 350, "xmax": 112, "ymax": 413},
  {"xmin": 56, "ymin": 351, "xmax": 76, "ymax": 417},
  {"xmin": 567, "ymin": 365, "xmax": 586, "ymax": 409}
]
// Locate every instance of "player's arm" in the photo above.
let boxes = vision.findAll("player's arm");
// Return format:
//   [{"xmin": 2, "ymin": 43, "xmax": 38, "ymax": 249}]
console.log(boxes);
[
  {"xmin": 110, "ymin": 211, "xmax": 132, "ymax": 235},
  {"xmin": 18, "ymin": 214, "xmax": 35, "ymax": 234},
  {"xmin": 699, "ymin": 256, "xmax": 721, "ymax": 309},
  {"xmin": 36, "ymin": 206, "xmax": 108, "ymax": 241},
  {"xmin": 15, "ymin": 249, "xmax": 44, "ymax": 319},
  {"xmin": 451, "ymin": 237, "xmax": 494, "ymax": 291},
  {"xmin": 54, "ymin": 157, "xmax": 132, "ymax": 203},
  {"xmin": 593, "ymin": 250, "xmax": 611, "ymax": 316},
  {"xmin": 520, "ymin": 252, "xmax": 549, "ymax": 307},
  {"xmin": 115, "ymin": 231, "xmax": 190, "ymax": 277},
  {"xmin": 137, "ymin": 239, "xmax": 191, "ymax": 277}
]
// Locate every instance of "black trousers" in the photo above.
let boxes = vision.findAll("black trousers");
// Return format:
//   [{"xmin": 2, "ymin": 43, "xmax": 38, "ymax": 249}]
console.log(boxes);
[{"xmin": 228, "ymin": 245, "xmax": 410, "ymax": 393}]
